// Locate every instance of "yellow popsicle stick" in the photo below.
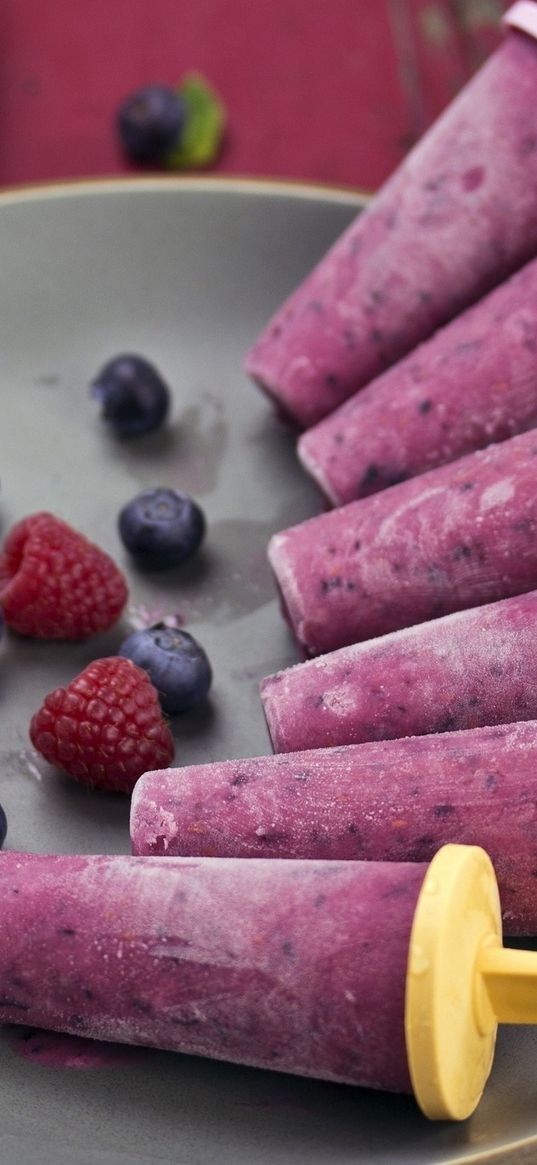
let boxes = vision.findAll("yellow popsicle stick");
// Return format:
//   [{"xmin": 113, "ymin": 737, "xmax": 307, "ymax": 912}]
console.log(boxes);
[{"xmin": 478, "ymin": 945, "xmax": 537, "ymax": 1025}]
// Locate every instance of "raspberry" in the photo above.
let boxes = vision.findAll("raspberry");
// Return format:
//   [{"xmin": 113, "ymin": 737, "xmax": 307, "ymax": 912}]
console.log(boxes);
[
  {"xmin": 30, "ymin": 657, "xmax": 175, "ymax": 793},
  {"xmin": 0, "ymin": 512, "xmax": 128, "ymax": 638}
]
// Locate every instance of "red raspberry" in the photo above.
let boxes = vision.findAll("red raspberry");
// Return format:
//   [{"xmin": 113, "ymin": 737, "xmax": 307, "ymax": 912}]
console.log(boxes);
[
  {"xmin": 30, "ymin": 657, "xmax": 175, "ymax": 793},
  {"xmin": 0, "ymin": 512, "xmax": 128, "ymax": 638}
]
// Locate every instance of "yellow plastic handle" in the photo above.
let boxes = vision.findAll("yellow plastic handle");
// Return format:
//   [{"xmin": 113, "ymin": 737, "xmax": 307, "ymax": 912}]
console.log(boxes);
[
  {"xmin": 479, "ymin": 945, "xmax": 537, "ymax": 1025},
  {"xmin": 405, "ymin": 844, "xmax": 537, "ymax": 1122}
]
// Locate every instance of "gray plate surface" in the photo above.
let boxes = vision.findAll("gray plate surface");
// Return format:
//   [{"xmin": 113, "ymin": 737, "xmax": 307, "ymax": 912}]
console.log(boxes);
[{"xmin": 0, "ymin": 177, "xmax": 535, "ymax": 1165}]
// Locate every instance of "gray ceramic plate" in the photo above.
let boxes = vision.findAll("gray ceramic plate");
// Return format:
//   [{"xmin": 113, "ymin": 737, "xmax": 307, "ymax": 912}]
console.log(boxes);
[{"xmin": 0, "ymin": 177, "xmax": 535, "ymax": 1165}]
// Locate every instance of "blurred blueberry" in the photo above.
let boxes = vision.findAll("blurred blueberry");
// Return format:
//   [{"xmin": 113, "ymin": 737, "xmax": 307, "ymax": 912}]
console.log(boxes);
[
  {"xmin": 117, "ymin": 85, "xmax": 185, "ymax": 163},
  {"xmin": 91, "ymin": 354, "xmax": 170, "ymax": 437}
]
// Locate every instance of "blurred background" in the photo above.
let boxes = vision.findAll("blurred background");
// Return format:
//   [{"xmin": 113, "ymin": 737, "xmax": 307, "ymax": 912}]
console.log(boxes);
[{"xmin": 1, "ymin": 0, "xmax": 508, "ymax": 192}]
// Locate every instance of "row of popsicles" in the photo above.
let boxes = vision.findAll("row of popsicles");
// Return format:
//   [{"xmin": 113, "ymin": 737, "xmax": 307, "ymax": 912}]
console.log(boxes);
[
  {"xmin": 181, "ymin": 4, "xmax": 537, "ymax": 1117},
  {"xmin": 244, "ymin": 14, "xmax": 537, "ymax": 664}
]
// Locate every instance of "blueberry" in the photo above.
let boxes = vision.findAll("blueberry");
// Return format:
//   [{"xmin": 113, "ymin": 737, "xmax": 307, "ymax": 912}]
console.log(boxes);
[
  {"xmin": 119, "ymin": 625, "xmax": 212, "ymax": 713},
  {"xmin": 0, "ymin": 803, "xmax": 7, "ymax": 849},
  {"xmin": 90, "ymin": 354, "xmax": 170, "ymax": 437},
  {"xmin": 118, "ymin": 487, "xmax": 206, "ymax": 569},
  {"xmin": 117, "ymin": 85, "xmax": 185, "ymax": 163}
]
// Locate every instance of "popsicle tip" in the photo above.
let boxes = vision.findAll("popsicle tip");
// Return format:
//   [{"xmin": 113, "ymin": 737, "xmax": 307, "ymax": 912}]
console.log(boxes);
[{"xmin": 296, "ymin": 431, "xmax": 341, "ymax": 506}]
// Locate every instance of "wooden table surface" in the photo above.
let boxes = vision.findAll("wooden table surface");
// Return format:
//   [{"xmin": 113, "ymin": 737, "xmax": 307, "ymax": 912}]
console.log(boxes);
[{"xmin": 1, "ymin": 0, "xmax": 508, "ymax": 192}]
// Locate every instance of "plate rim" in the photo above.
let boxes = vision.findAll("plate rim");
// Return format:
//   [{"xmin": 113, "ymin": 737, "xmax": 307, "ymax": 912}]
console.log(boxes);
[{"xmin": 0, "ymin": 173, "xmax": 371, "ymax": 209}]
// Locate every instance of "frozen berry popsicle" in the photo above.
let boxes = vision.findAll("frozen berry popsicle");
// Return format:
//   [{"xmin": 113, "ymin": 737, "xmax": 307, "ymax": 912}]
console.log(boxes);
[
  {"xmin": 131, "ymin": 721, "xmax": 537, "ymax": 934},
  {"xmin": 0, "ymin": 850, "xmax": 423, "ymax": 1094},
  {"xmin": 245, "ymin": 17, "xmax": 537, "ymax": 428},
  {"xmin": 260, "ymin": 589, "xmax": 537, "ymax": 753},
  {"xmin": 298, "ymin": 257, "xmax": 537, "ymax": 506},
  {"xmin": 1, "ymin": 846, "xmax": 537, "ymax": 1120},
  {"xmin": 269, "ymin": 428, "xmax": 537, "ymax": 655}
]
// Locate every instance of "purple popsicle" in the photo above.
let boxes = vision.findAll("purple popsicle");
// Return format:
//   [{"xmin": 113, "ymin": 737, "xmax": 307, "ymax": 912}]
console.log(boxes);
[
  {"xmin": 269, "ymin": 428, "xmax": 537, "ymax": 656},
  {"xmin": 298, "ymin": 257, "xmax": 537, "ymax": 506},
  {"xmin": 130, "ymin": 721, "xmax": 537, "ymax": 934},
  {"xmin": 0, "ymin": 850, "xmax": 425, "ymax": 1094},
  {"xmin": 245, "ymin": 24, "xmax": 537, "ymax": 428},
  {"xmin": 260, "ymin": 589, "xmax": 537, "ymax": 752}
]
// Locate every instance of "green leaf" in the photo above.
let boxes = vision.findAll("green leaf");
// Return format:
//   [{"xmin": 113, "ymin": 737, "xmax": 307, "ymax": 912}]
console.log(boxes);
[{"xmin": 165, "ymin": 73, "xmax": 226, "ymax": 169}]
